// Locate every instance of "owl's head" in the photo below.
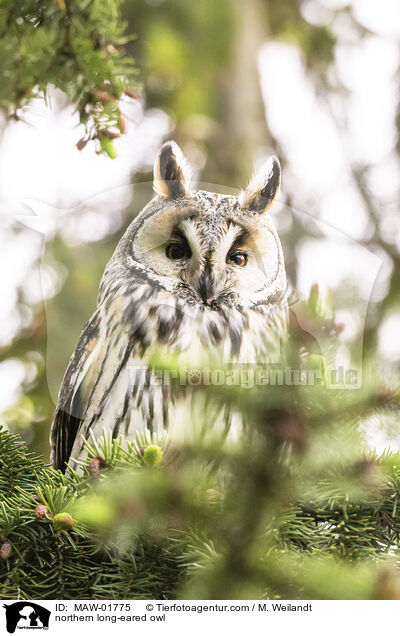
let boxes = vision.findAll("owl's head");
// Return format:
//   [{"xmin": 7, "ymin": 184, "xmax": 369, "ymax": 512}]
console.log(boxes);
[{"xmin": 114, "ymin": 141, "xmax": 286, "ymax": 311}]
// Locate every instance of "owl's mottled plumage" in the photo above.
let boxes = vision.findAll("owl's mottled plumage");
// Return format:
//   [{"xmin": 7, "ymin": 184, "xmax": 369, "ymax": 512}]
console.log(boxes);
[{"xmin": 51, "ymin": 141, "xmax": 288, "ymax": 472}]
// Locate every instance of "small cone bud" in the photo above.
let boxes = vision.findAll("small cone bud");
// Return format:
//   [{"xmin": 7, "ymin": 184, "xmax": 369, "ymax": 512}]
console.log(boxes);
[
  {"xmin": 88, "ymin": 458, "xmax": 101, "ymax": 478},
  {"xmin": 0, "ymin": 542, "xmax": 12, "ymax": 560},
  {"xmin": 125, "ymin": 87, "xmax": 140, "ymax": 100},
  {"xmin": 34, "ymin": 505, "xmax": 49, "ymax": 520},
  {"xmin": 76, "ymin": 137, "xmax": 89, "ymax": 151},
  {"xmin": 95, "ymin": 90, "xmax": 115, "ymax": 103},
  {"xmin": 52, "ymin": 512, "xmax": 74, "ymax": 531},
  {"xmin": 100, "ymin": 129, "xmax": 120, "ymax": 140},
  {"xmin": 118, "ymin": 115, "xmax": 126, "ymax": 134},
  {"xmin": 143, "ymin": 445, "xmax": 163, "ymax": 467}
]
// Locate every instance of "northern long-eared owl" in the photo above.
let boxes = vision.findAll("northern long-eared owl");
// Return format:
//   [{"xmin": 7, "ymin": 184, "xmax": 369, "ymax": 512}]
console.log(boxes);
[{"xmin": 51, "ymin": 141, "xmax": 288, "ymax": 472}]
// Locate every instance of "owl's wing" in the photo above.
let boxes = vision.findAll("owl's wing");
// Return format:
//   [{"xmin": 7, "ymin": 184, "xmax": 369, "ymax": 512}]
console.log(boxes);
[{"xmin": 50, "ymin": 307, "xmax": 105, "ymax": 472}]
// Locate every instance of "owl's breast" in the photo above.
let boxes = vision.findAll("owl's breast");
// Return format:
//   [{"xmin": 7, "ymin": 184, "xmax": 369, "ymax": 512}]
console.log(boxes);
[
  {"xmin": 105, "ymin": 283, "xmax": 288, "ymax": 364},
  {"xmin": 66, "ymin": 288, "xmax": 288, "ymax": 470}
]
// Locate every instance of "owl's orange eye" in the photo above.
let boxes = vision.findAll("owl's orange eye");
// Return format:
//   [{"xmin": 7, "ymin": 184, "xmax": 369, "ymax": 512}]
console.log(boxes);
[
  {"xmin": 166, "ymin": 243, "xmax": 191, "ymax": 260},
  {"xmin": 227, "ymin": 252, "xmax": 248, "ymax": 267}
]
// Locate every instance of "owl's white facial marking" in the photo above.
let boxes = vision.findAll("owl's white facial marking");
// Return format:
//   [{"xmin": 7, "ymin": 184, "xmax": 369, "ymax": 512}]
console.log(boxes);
[{"xmin": 126, "ymin": 207, "xmax": 283, "ymax": 310}]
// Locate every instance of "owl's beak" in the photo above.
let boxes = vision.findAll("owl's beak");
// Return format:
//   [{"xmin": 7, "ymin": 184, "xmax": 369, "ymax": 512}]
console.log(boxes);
[{"xmin": 197, "ymin": 261, "xmax": 214, "ymax": 305}]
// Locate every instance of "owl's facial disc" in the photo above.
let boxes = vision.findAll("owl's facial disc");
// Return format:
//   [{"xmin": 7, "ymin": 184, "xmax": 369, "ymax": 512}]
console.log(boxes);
[
  {"xmin": 122, "ymin": 141, "xmax": 285, "ymax": 310},
  {"xmin": 130, "ymin": 205, "xmax": 284, "ymax": 310}
]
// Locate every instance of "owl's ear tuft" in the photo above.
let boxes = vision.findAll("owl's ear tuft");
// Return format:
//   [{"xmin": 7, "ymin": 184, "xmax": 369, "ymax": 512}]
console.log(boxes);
[
  {"xmin": 153, "ymin": 141, "xmax": 191, "ymax": 199},
  {"xmin": 239, "ymin": 155, "xmax": 281, "ymax": 213}
]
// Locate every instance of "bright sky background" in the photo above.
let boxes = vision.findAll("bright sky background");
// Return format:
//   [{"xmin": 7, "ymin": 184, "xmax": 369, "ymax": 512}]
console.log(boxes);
[{"xmin": 0, "ymin": 0, "xmax": 399, "ymax": 449}]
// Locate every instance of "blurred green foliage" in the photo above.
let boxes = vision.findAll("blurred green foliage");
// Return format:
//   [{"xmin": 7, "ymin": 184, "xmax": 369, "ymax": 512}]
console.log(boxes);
[
  {"xmin": 1, "ymin": 315, "xmax": 400, "ymax": 599},
  {"xmin": 0, "ymin": 0, "xmax": 139, "ymax": 154}
]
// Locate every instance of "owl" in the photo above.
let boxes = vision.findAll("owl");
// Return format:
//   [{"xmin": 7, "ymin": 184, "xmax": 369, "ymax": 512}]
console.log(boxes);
[{"xmin": 50, "ymin": 141, "xmax": 288, "ymax": 472}]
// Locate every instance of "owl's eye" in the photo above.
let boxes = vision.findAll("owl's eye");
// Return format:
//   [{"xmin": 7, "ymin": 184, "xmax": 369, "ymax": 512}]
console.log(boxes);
[
  {"xmin": 165, "ymin": 242, "xmax": 191, "ymax": 260},
  {"xmin": 227, "ymin": 252, "xmax": 248, "ymax": 267}
]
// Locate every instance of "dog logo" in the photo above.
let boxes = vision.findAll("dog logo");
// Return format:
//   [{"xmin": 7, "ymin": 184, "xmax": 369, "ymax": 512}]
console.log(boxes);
[{"xmin": 3, "ymin": 602, "xmax": 50, "ymax": 633}]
